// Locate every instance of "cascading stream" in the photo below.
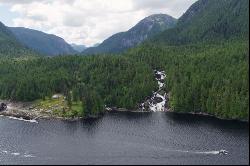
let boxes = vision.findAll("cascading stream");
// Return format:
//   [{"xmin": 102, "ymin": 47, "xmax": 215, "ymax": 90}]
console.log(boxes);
[
  {"xmin": 105, "ymin": 70, "xmax": 169, "ymax": 112},
  {"xmin": 140, "ymin": 70, "xmax": 168, "ymax": 112}
]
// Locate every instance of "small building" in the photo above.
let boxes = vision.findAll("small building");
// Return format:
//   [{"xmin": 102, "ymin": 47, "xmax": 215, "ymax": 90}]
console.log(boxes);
[{"xmin": 52, "ymin": 94, "xmax": 62, "ymax": 99}]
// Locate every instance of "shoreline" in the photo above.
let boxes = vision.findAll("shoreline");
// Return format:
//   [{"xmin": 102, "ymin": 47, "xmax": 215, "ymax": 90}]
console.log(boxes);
[
  {"xmin": 166, "ymin": 110, "xmax": 249, "ymax": 123},
  {"xmin": 106, "ymin": 107, "xmax": 249, "ymax": 123},
  {"xmin": 0, "ymin": 99, "xmax": 100, "ymax": 122},
  {"xmin": 1, "ymin": 100, "xmax": 248, "ymax": 123},
  {"xmin": 1, "ymin": 107, "xmax": 248, "ymax": 123},
  {"xmin": 0, "ymin": 110, "xmax": 102, "ymax": 122}
]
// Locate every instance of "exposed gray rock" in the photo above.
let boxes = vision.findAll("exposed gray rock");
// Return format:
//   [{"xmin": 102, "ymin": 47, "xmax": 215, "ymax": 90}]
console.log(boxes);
[{"xmin": 83, "ymin": 14, "xmax": 177, "ymax": 54}]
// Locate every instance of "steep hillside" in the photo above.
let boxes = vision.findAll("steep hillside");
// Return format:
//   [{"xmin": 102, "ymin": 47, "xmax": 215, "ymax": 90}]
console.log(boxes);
[
  {"xmin": 0, "ymin": 22, "xmax": 35, "ymax": 58},
  {"xmin": 10, "ymin": 27, "xmax": 76, "ymax": 56},
  {"xmin": 153, "ymin": 0, "xmax": 249, "ymax": 44},
  {"xmin": 83, "ymin": 14, "xmax": 177, "ymax": 54}
]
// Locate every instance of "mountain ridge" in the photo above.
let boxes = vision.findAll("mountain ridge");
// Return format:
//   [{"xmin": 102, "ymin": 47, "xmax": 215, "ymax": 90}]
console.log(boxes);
[
  {"xmin": 83, "ymin": 14, "xmax": 177, "ymax": 54},
  {"xmin": 152, "ymin": 0, "xmax": 249, "ymax": 45},
  {"xmin": 0, "ymin": 22, "xmax": 36, "ymax": 58},
  {"xmin": 10, "ymin": 27, "xmax": 77, "ymax": 56}
]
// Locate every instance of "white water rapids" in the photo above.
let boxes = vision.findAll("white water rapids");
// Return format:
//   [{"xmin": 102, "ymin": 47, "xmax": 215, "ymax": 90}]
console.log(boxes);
[{"xmin": 141, "ymin": 70, "xmax": 168, "ymax": 112}]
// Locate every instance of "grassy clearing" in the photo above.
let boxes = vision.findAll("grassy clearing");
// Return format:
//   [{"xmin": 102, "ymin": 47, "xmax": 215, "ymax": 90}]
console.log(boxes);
[{"xmin": 34, "ymin": 95, "xmax": 84, "ymax": 118}]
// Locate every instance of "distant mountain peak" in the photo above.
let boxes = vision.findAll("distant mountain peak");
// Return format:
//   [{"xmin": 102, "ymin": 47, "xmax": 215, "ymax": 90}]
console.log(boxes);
[
  {"xmin": 140, "ymin": 14, "xmax": 177, "ymax": 23},
  {"xmin": 83, "ymin": 14, "xmax": 177, "ymax": 54},
  {"xmin": 129, "ymin": 14, "xmax": 177, "ymax": 33},
  {"xmin": 71, "ymin": 43, "xmax": 87, "ymax": 52}
]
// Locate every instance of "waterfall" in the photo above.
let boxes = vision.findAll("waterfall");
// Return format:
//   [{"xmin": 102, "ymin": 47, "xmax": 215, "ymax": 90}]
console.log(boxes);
[{"xmin": 140, "ymin": 70, "xmax": 168, "ymax": 112}]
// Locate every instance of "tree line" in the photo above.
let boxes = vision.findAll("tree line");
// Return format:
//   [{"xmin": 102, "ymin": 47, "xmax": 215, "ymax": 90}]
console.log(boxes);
[{"xmin": 0, "ymin": 39, "xmax": 248, "ymax": 120}]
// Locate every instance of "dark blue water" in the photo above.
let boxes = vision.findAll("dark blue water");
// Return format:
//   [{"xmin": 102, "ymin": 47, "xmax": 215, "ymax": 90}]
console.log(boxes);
[{"xmin": 0, "ymin": 112, "xmax": 249, "ymax": 165}]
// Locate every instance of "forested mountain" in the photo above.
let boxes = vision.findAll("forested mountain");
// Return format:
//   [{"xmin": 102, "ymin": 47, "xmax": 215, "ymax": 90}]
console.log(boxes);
[
  {"xmin": 71, "ymin": 43, "xmax": 87, "ymax": 52},
  {"xmin": 93, "ymin": 43, "xmax": 100, "ymax": 47},
  {"xmin": 0, "ymin": 22, "xmax": 14, "ymax": 41},
  {"xmin": 153, "ymin": 0, "xmax": 249, "ymax": 44},
  {"xmin": 0, "ymin": 39, "xmax": 248, "ymax": 120},
  {"xmin": 0, "ymin": 22, "xmax": 35, "ymax": 58},
  {"xmin": 0, "ymin": 0, "xmax": 249, "ymax": 120},
  {"xmin": 10, "ymin": 27, "xmax": 77, "ymax": 56},
  {"xmin": 83, "ymin": 14, "xmax": 177, "ymax": 54}
]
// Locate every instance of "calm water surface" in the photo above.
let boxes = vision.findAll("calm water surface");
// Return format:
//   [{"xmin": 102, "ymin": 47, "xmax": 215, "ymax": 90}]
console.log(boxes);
[{"xmin": 0, "ymin": 112, "xmax": 249, "ymax": 165}]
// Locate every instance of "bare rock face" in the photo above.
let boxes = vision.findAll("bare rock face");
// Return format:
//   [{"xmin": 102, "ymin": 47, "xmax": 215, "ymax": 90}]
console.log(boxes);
[
  {"xmin": 83, "ymin": 14, "xmax": 177, "ymax": 54},
  {"xmin": 0, "ymin": 100, "xmax": 57, "ymax": 122}
]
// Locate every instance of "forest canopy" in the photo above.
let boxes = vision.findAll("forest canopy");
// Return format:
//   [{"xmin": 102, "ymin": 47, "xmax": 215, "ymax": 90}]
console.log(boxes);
[{"xmin": 0, "ymin": 39, "xmax": 248, "ymax": 120}]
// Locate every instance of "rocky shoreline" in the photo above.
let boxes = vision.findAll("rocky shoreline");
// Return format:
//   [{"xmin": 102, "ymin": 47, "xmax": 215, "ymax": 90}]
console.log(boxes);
[
  {"xmin": 1, "ymin": 100, "xmax": 248, "ymax": 123},
  {"xmin": 0, "ymin": 98, "xmax": 108, "ymax": 122},
  {"xmin": 0, "ymin": 100, "xmax": 82, "ymax": 122}
]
